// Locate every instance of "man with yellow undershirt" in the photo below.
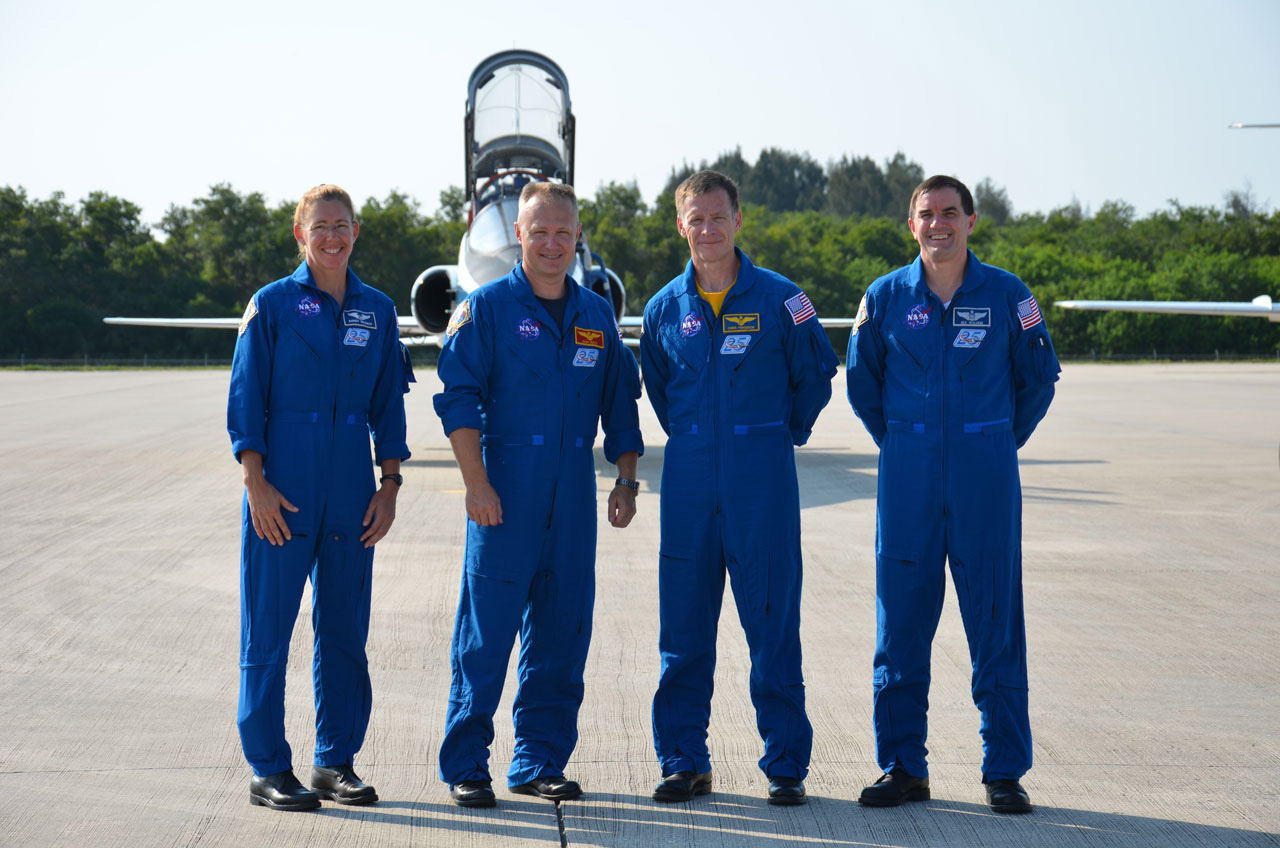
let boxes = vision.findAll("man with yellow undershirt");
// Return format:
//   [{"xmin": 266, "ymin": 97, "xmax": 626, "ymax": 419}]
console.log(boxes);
[{"xmin": 639, "ymin": 170, "xmax": 839, "ymax": 806}]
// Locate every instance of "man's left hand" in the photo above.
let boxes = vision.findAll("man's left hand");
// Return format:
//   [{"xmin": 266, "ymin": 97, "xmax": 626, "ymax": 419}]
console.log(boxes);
[
  {"xmin": 360, "ymin": 483, "xmax": 399, "ymax": 547},
  {"xmin": 608, "ymin": 485, "xmax": 636, "ymax": 528}
]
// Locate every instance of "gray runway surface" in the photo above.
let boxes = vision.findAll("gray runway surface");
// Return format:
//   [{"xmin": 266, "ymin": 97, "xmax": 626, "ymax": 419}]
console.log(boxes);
[{"xmin": 1, "ymin": 364, "xmax": 1276, "ymax": 847}]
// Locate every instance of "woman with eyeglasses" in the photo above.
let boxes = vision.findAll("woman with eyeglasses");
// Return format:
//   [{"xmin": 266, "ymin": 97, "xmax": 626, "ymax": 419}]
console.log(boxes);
[{"xmin": 227, "ymin": 184, "xmax": 413, "ymax": 811}]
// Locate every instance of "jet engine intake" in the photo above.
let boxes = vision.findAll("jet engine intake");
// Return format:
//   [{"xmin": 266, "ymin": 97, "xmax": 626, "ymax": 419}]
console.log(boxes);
[{"xmin": 410, "ymin": 266, "xmax": 458, "ymax": 334}]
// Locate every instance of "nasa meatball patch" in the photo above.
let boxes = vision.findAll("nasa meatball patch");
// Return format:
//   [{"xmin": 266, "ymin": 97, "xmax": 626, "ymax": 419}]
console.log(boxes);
[{"xmin": 296, "ymin": 296, "xmax": 321, "ymax": 318}]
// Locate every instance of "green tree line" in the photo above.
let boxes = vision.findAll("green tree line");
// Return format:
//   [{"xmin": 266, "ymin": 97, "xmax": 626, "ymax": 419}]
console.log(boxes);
[{"xmin": 2, "ymin": 150, "xmax": 1277, "ymax": 359}]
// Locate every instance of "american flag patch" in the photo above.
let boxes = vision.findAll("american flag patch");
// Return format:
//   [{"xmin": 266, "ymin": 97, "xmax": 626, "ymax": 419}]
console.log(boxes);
[
  {"xmin": 1017, "ymin": 295, "xmax": 1042, "ymax": 330},
  {"xmin": 785, "ymin": 291, "xmax": 816, "ymax": 324}
]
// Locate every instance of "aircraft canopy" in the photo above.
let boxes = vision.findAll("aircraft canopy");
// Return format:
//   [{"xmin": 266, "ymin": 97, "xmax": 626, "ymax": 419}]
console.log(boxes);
[{"xmin": 466, "ymin": 50, "xmax": 575, "ymax": 191}]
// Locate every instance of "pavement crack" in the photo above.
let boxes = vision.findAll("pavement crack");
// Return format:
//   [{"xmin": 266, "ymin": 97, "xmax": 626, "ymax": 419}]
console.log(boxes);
[{"xmin": 555, "ymin": 800, "xmax": 568, "ymax": 847}]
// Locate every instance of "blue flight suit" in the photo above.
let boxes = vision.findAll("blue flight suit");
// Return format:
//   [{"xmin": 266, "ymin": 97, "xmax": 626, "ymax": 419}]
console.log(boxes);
[
  {"xmin": 433, "ymin": 264, "xmax": 643, "ymax": 788},
  {"xmin": 846, "ymin": 249, "xmax": 1060, "ymax": 782},
  {"xmin": 228, "ymin": 262, "xmax": 412, "ymax": 777},
  {"xmin": 640, "ymin": 248, "xmax": 838, "ymax": 780}
]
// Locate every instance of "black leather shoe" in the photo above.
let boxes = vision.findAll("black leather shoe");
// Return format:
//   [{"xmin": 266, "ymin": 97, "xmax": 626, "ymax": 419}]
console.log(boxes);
[
  {"xmin": 767, "ymin": 776, "xmax": 807, "ymax": 806},
  {"xmin": 510, "ymin": 775, "xmax": 583, "ymax": 801},
  {"xmin": 450, "ymin": 779, "xmax": 496, "ymax": 808},
  {"xmin": 311, "ymin": 763, "xmax": 378, "ymax": 805},
  {"xmin": 858, "ymin": 766, "xmax": 930, "ymax": 807},
  {"xmin": 653, "ymin": 771, "xmax": 712, "ymax": 802},
  {"xmin": 985, "ymin": 778, "xmax": 1032, "ymax": 813},
  {"xmin": 249, "ymin": 770, "xmax": 321, "ymax": 811}
]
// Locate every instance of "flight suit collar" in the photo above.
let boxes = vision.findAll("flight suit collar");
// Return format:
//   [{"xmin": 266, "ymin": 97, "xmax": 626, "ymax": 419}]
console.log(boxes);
[
  {"xmin": 289, "ymin": 262, "xmax": 368, "ymax": 302},
  {"xmin": 907, "ymin": 250, "xmax": 986, "ymax": 301},
  {"xmin": 507, "ymin": 263, "xmax": 581, "ymax": 339},
  {"xmin": 678, "ymin": 247, "xmax": 758, "ymax": 303}
]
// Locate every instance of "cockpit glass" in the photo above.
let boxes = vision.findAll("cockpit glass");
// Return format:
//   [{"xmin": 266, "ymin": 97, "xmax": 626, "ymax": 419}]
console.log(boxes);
[
  {"xmin": 468, "ymin": 198, "xmax": 518, "ymax": 255},
  {"xmin": 473, "ymin": 62, "xmax": 567, "ymax": 164}
]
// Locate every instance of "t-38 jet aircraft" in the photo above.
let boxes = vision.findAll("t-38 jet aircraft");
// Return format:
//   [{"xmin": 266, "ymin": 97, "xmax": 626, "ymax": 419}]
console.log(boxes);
[
  {"xmin": 106, "ymin": 49, "xmax": 856, "ymax": 344},
  {"xmin": 105, "ymin": 50, "xmax": 633, "ymax": 346}
]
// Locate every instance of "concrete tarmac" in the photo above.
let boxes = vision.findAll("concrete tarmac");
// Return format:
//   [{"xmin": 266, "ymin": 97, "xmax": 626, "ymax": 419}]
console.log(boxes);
[{"xmin": 0, "ymin": 364, "xmax": 1276, "ymax": 847}]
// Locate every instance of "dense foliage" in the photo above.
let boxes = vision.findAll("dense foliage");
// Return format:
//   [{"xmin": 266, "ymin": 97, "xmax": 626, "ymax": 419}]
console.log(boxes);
[{"xmin": 2, "ymin": 151, "xmax": 1277, "ymax": 359}]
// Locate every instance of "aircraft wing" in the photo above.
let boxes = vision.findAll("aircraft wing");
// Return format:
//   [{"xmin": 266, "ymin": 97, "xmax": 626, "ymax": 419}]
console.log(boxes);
[
  {"xmin": 104, "ymin": 313, "xmax": 446, "ymax": 345},
  {"xmin": 1055, "ymin": 295, "xmax": 1279, "ymax": 322},
  {"xmin": 103, "ymin": 317, "xmax": 242, "ymax": 329}
]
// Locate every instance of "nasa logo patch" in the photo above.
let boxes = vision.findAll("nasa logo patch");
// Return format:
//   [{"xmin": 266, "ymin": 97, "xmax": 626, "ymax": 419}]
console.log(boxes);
[
  {"xmin": 953, "ymin": 328, "xmax": 987, "ymax": 348},
  {"xmin": 679, "ymin": 311, "xmax": 704, "ymax": 337},
  {"xmin": 343, "ymin": 327, "xmax": 371, "ymax": 347},
  {"xmin": 720, "ymin": 334, "xmax": 751, "ymax": 355},
  {"xmin": 517, "ymin": 317, "xmax": 541, "ymax": 340},
  {"xmin": 905, "ymin": 303, "xmax": 932, "ymax": 329},
  {"xmin": 572, "ymin": 348, "xmax": 600, "ymax": 367},
  {"xmin": 296, "ymin": 296, "xmax": 321, "ymax": 318}
]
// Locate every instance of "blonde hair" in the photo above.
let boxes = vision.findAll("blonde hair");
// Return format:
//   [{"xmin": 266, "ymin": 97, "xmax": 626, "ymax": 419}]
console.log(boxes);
[
  {"xmin": 519, "ymin": 181, "xmax": 578, "ymax": 215},
  {"xmin": 295, "ymin": 184, "xmax": 356, "ymax": 260}
]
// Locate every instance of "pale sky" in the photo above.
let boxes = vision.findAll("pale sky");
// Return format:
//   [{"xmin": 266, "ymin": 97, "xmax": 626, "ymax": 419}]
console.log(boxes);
[{"xmin": 3, "ymin": 0, "xmax": 1277, "ymax": 226}]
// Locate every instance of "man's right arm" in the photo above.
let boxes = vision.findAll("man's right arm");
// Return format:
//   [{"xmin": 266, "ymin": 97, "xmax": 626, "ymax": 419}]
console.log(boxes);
[
  {"xmin": 639, "ymin": 302, "xmax": 673, "ymax": 436},
  {"xmin": 447, "ymin": 427, "xmax": 502, "ymax": 526},
  {"xmin": 845, "ymin": 293, "xmax": 888, "ymax": 447}
]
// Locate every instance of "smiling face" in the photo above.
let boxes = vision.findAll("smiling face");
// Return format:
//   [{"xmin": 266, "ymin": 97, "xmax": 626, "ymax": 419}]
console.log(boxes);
[
  {"xmin": 676, "ymin": 187, "xmax": 742, "ymax": 269},
  {"xmin": 294, "ymin": 198, "xmax": 358, "ymax": 274},
  {"xmin": 908, "ymin": 187, "xmax": 976, "ymax": 264},
  {"xmin": 514, "ymin": 195, "xmax": 581, "ymax": 287}
]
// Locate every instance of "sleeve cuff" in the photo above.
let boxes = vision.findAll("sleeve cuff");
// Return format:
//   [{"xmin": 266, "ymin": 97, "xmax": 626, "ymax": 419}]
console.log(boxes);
[
  {"xmin": 231, "ymin": 436, "xmax": 267, "ymax": 462},
  {"xmin": 375, "ymin": 443, "xmax": 411, "ymax": 463},
  {"xmin": 603, "ymin": 428, "xmax": 644, "ymax": 464}
]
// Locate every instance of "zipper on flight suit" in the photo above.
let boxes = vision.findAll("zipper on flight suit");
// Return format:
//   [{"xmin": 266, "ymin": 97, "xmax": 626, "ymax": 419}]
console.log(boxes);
[{"xmin": 547, "ymin": 303, "xmax": 579, "ymax": 529}]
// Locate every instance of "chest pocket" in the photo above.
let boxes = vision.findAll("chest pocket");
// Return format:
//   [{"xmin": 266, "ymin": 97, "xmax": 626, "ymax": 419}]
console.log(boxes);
[
  {"xmin": 498, "ymin": 327, "xmax": 555, "ymax": 381},
  {"xmin": 956, "ymin": 320, "xmax": 1014, "ymax": 426},
  {"xmin": 660, "ymin": 321, "xmax": 709, "ymax": 374},
  {"xmin": 883, "ymin": 330, "xmax": 928, "ymax": 424}
]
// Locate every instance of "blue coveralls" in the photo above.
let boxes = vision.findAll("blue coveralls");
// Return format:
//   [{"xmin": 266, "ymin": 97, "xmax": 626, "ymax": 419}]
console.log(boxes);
[
  {"xmin": 433, "ymin": 265, "xmax": 643, "ymax": 788},
  {"xmin": 228, "ymin": 262, "xmax": 412, "ymax": 778},
  {"xmin": 845, "ymin": 250, "xmax": 1059, "ymax": 781},
  {"xmin": 640, "ymin": 249, "xmax": 838, "ymax": 780}
]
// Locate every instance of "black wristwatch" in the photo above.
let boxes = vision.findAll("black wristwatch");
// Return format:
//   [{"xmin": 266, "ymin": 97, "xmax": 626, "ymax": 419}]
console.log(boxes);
[
  {"xmin": 380, "ymin": 473, "xmax": 404, "ymax": 487},
  {"xmin": 615, "ymin": 476, "xmax": 639, "ymax": 492}
]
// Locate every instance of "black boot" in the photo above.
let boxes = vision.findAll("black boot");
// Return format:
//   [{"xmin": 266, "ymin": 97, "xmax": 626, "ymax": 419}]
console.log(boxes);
[
  {"xmin": 311, "ymin": 763, "xmax": 378, "ymax": 805},
  {"xmin": 249, "ymin": 770, "xmax": 322, "ymax": 811}
]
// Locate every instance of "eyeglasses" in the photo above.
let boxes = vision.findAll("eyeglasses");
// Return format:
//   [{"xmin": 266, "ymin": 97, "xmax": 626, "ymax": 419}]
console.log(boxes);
[{"xmin": 308, "ymin": 223, "xmax": 353, "ymax": 236}]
